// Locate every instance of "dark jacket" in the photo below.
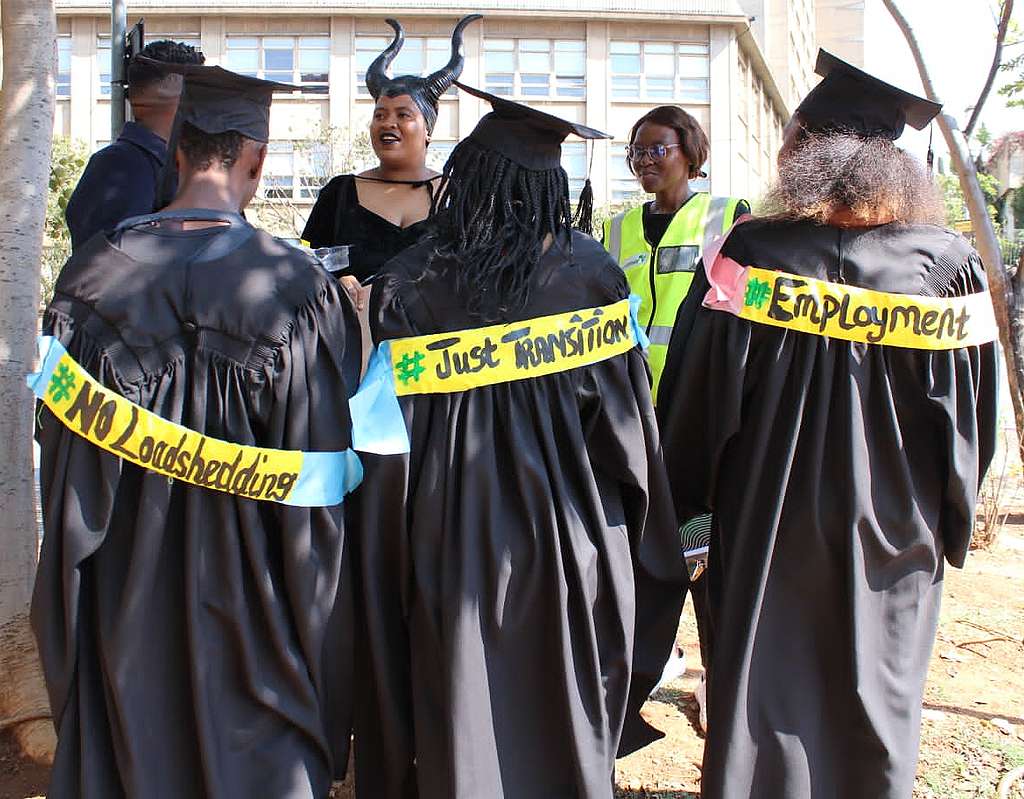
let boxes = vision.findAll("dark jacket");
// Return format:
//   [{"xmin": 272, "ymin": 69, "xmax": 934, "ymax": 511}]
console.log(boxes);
[{"xmin": 65, "ymin": 121, "xmax": 170, "ymax": 251}]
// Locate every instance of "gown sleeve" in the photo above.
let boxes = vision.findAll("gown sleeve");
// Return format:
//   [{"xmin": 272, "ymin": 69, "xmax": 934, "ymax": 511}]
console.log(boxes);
[
  {"xmin": 657, "ymin": 260, "xmax": 749, "ymax": 524},
  {"xmin": 258, "ymin": 278, "xmax": 360, "ymax": 777},
  {"xmin": 573, "ymin": 269, "xmax": 687, "ymax": 757},
  {"xmin": 921, "ymin": 245, "xmax": 999, "ymax": 567}
]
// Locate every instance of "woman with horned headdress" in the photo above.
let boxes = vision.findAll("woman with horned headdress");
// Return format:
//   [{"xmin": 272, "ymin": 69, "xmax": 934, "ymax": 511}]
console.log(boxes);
[{"xmin": 301, "ymin": 15, "xmax": 480, "ymax": 291}]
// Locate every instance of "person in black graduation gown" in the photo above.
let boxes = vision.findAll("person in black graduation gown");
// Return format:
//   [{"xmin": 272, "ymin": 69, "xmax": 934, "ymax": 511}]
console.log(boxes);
[
  {"xmin": 657, "ymin": 51, "xmax": 999, "ymax": 799},
  {"xmin": 65, "ymin": 40, "xmax": 205, "ymax": 251},
  {"xmin": 32, "ymin": 63, "xmax": 361, "ymax": 799},
  {"xmin": 351, "ymin": 84, "xmax": 686, "ymax": 799}
]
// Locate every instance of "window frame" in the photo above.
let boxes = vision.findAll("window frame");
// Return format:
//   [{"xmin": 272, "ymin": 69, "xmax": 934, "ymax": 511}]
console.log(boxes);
[
  {"xmin": 259, "ymin": 139, "xmax": 337, "ymax": 202},
  {"xmin": 57, "ymin": 36, "xmax": 72, "ymax": 98},
  {"xmin": 482, "ymin": 37, "xmax": 586, "ymax": 100},
  {"xmin": 225, "ymin": 34, "xmax": 330, "ymax": 96},
  {"xmin": 609, "ymin": 39, "xmax": 710, "ymax": 104}
]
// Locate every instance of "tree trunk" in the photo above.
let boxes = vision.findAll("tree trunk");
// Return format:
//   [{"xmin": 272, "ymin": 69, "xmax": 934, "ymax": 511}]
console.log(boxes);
[
  {"xmin": 882, "ymin": 0, "xmax": 1024, "ymax": 466},
  {"xmin": 0, "ymin": 0, "xmax": 57, "ymax": 762}
]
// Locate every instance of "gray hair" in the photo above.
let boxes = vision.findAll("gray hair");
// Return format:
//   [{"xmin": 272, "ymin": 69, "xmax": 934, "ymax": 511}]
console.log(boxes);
[{"xmin": 759, "ymin": 131, "xmax": 944, "ymax": 225}]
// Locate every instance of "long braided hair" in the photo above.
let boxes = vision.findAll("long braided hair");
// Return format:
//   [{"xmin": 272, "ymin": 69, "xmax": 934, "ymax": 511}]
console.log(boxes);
[{"xmin": 431, "ymin": 138, "xmax": 573, "ymax": 321}]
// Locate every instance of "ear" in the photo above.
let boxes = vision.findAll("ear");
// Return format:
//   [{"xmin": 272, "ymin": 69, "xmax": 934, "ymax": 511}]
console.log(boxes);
[{"xmin": 249, "ymin": 142, "xmax": 268, "ymax": 181}]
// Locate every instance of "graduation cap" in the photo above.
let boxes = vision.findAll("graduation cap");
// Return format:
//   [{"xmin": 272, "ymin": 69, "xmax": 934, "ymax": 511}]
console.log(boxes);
[
  {"xmin": 456, "ymin": 81, "xmax": 611, "ymax": 171},
  {"xmin": 456, "ymin": 82, "xmax": 611, "ymax": 233},
  {"xmin": 796, "ymin": 49, "xmax": 941, "ymax": 140},
  {"xmin": 136, "ymin": 57, "xmax": 295, "ymax": 142}
]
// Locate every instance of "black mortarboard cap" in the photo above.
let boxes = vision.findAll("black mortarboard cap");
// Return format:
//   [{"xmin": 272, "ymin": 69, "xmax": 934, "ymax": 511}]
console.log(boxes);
[
  {"xmin": 796, "ymin": 49, "xmax": 941, "ymax": 140},
  {"xmin": 456, "ymin": 82, "xmax": 611, "ymax": 170},
  {"xmin": 136, "ymin": 57, "xmax": 295, "ymax": 142}
]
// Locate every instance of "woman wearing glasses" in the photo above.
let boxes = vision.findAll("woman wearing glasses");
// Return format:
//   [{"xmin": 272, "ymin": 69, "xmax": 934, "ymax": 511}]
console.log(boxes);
[
  {"xmin": 603, "ymin": 106, "xmax": 748, "ymax": 401},
  {"xmin": 603, "ymin": 106, "xmax": 747, "ymax": 733}
]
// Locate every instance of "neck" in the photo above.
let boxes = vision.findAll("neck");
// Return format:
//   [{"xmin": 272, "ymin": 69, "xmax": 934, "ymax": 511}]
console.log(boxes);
[
  {"xmin": 827, "ymin": 206, "xmax": 895, "ymax": 228},
  {"xmin": 370, "ymin": 161, "xmax": 434, "ymax": 182},
  {"xmin": 653, "ymin": 180, "xmax": 694, "ymax": 214},
  {"xmin": 130, "ymin": 111, "xmax": 174, "ymax": 145},
  {"xmin": 165, "ymin": 173, "xmax": 244, "ymax": 215}
]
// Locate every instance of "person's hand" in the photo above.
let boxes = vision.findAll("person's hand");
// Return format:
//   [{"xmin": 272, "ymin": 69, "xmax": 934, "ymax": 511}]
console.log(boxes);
[{"xmin": 339, "ymin": 275, "xmax": 366, "ymax": 311}]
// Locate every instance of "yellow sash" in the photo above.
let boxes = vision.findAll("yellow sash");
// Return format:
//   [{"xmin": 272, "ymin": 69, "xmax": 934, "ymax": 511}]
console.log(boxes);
[
  {"xmin": 29, "ymin": 337, "xmax": 361, "ymax": 506},
  {"xmin": 387, "ymin": 297, "xmax": 641, "ymax": 395},
  {"xmin": 736, "ymin": 267, "xmax": 998, "ymax": 349}
]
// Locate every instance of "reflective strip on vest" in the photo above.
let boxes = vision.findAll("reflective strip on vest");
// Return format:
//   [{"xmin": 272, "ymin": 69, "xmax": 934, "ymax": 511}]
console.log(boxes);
[
  {"xmin": 604, "ymin": 194, "xmax": 742, "ymax": 401},
  {"xmin": 648, "ymin": 324, "xmax": 675, "ymax": 346}
]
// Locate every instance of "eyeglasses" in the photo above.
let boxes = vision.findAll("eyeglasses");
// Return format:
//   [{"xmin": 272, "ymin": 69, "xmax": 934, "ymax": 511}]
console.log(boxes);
[{"xmin": 625, "ymin": 143, "xmax": 682, "ymax": 162}]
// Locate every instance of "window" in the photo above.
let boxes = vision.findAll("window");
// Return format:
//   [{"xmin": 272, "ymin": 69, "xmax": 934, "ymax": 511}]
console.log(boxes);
[
  {"xmin": 263, "ymin": 142, "xmax": 295, "ymax": 199},
  {"xmin": 57, "ymin": 37, "xmax": 71, "ymax": 98},
  {"xmin": 610, "ymin": 151, "xmax": 638, "ymax": 203},
  {"xmin": 225, "ymin": 36, "xmax": 329, "ymax": 95},
  {"xmin": 355, "ymin": 35, "xmax": 455, "ymax": 97},
  {"xmin": 97, "ymin": 36, "xmax": 111, "ymax": 96},
  {"xmin": 609, "ymin": 40, "xmax": 709, "ymax": 102},
  {"xmin": 426, "ymin": 141, "xmax": 457, "ymax": 172},
  {"xmin": 483, "ymin": 38, "xmax": 585, "ymax": 99},
  {"xmin": 562, "ymin": 142, "xmax": 587, "ymax": 201},
  {"xmin": 261, "ymin": 141, "xmax": 332, "ymax": 200}
]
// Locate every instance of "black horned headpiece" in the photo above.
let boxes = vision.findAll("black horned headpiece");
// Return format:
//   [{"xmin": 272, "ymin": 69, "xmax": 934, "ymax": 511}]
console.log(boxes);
[{"xmin": 365, "ymin": 14, "xmax": 482, "ymax": 133}]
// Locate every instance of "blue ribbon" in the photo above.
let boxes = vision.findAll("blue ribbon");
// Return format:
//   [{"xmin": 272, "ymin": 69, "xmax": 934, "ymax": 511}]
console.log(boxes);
[
  {"xmin": 628, "ymin": 294, "xmax": 650, "ymax": 351},
  {"xmin": 285, "ymin": 449, "xmax": 363, "ymax": 507},
  {"xmin": 348, "ymin": 340, "xmax": 412, "ymax": 455}
]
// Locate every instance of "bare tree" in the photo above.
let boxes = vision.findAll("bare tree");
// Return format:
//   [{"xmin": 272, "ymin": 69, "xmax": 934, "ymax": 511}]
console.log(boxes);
[
  {"xmin": 0, "ymin": 0, "xmax": 57, "ymax": 761},
  {"xmin": 965, "ymin": 0, "xmax": 1015, "ymax": 139},
  {"xmin": 882, "ymin": 0, "xmax": 1024, "ymax": 464}
]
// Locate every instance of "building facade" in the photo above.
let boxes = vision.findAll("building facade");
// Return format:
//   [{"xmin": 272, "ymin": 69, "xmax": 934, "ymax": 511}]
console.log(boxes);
[{"xmin": 53, "ymin": 0, "xmax": 823, "ymax": 225}]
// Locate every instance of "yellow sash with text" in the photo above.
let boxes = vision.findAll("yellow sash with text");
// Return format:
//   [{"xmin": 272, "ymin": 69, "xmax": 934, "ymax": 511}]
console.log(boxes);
[
  {"xmin": 28, "ymin": 336, "xmax": 361, "ymax": 506},
  {"xmin": 387, "ymin": 297, "xmax": 643, "ymax": 395},
  {"xmin": 734, "ymin": 267, "xmax": 998, "ymax": 349}
]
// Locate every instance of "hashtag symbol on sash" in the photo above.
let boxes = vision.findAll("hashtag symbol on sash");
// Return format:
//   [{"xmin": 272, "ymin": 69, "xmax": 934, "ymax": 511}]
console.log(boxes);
[
  {"xmin": 48, "ymin": 363, "xmax": 76, "ymax": 402},
  {"xmin": 396, "ymin": 351, "xmax": 426, "ymax": 385},
  {"xmin": 744, "ymin": 278, "xmax": 771, "ymax": 310}
]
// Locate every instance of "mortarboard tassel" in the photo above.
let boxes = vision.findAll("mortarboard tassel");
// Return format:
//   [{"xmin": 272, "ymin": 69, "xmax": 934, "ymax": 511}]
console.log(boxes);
[
  {"xmin": 572, "ymin": 139, "xmax": 598, "ymax": 236},
  {"xmin": 926, "ymin": 122, "xmax": 934, "ymax": 174},
  {"xmin": 572, "ymin": 177, "xmax": 595, "ymax": 236}
]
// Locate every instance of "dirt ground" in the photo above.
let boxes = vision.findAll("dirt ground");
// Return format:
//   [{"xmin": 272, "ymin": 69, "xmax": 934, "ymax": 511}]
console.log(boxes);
[{"xmin": 4, "ymin": 525, "xmax": 1022, "ymax": 799}]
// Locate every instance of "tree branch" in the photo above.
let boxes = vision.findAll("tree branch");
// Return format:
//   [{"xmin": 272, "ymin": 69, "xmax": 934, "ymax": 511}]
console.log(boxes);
[
  {"xmin": 883, "ymin": 0, "xmax": 1024, "ymax": 466},
  {"xmin": 966, "ymin": 0, "xmax": 1015, "ymax": 139},
  {"xmin": 880, "ymin": 0, "xmax": 940, "ymax": 100}
]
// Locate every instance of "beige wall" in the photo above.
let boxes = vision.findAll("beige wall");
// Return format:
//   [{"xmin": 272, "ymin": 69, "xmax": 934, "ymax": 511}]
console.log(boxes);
[
  {"xmin": 54, "ymin": 10, "xmax": 788, "ymax": 210},
  {"xmin": 814, "ymin": 0, "xmax": 864, "ymax": 67}
]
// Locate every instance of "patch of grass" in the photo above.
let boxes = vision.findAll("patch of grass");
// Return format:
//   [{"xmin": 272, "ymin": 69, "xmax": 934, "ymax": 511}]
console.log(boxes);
[{"xmin": 916, "ymin": 720, "xmax": 1024, "ymax": 798}]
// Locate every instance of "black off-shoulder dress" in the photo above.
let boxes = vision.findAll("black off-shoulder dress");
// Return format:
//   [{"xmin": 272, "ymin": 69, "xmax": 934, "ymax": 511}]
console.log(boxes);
[{"xmin": 302, "ymin": 174, "xmax": 436, "ymax": 284}]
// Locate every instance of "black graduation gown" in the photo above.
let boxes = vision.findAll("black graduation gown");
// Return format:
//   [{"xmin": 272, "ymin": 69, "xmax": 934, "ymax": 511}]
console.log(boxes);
[
  {"xmin": 657, "ymin": 219, "xmax": 999, "ymax": 799},
  {"xmin": 32, "ymin": 217, "xmax": 361, "ymax": 799},
  {"xmin": 352, "ymin": 231, "xmax": 685, "ymax": 799}
]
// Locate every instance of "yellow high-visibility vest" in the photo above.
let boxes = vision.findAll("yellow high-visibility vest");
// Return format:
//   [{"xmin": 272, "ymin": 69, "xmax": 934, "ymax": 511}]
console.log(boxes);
[{"xmin": 603, "ymin": 194, "xmax": 741, "ymax": 400}]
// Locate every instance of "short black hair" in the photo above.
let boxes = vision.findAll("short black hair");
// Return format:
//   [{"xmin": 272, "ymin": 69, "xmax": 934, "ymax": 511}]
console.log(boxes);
[
  {"xmin": 128, "ymin": 40, "xmax": 205, "ymax": 94},
  {"xmin": 178, "ymin": 121, "xmax": 246, "ymax": 171},
  {"xmin": 627, "ymin": 105, "xmax": 710, "ymax": 179}
]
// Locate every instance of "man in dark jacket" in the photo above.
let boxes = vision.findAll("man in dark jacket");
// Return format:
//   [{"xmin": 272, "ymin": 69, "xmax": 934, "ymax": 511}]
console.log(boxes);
[{"xmin": 65, "ymin": 39, "xmax": 204, "ymax": 250}]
